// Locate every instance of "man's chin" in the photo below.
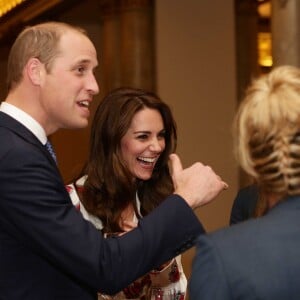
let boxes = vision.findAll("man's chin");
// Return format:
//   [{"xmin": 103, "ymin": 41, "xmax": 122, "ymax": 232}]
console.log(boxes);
[{"xmin": 66, "ymin": 120, "xmax": 89, "ymax": 130}]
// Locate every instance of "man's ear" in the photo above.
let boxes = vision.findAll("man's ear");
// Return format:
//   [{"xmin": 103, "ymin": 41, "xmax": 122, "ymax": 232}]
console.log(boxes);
[{"xmin": 26, "ymin": 57, "xmax": 44, "ymax": 85}]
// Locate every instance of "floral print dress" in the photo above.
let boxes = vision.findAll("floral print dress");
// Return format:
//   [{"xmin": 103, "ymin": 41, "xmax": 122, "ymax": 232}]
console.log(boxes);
[{"xmin": 66, "ymin": 181, "xmax": 187, "ymax": 300}]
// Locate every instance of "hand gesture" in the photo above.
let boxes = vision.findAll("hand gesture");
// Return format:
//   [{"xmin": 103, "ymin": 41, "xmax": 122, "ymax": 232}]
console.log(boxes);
[{"xmin": 169, "ymin": 153, "xmax": 228, "ymax": 209}]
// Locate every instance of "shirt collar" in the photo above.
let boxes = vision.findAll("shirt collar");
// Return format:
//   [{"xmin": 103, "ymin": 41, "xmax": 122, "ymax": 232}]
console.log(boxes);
[{"xmin": 0, "ymin": 102, "xmax": 47, "ymax": 145}]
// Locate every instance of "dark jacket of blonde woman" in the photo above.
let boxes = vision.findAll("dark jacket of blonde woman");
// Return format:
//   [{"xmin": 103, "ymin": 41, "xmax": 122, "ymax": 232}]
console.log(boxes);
[{"xmin": 190, "ymin": 196, "xmax": 300, "ymax": 299}]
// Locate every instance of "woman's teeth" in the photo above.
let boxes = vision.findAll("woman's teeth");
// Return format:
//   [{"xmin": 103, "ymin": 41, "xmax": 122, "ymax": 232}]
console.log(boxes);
[{"xmin": 138, "ymin": 157, "xmax": 156, "ymax": 163}]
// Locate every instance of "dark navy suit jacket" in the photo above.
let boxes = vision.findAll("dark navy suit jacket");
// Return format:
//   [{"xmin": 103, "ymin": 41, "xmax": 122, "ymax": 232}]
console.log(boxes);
[
  {"xmin": 230, "ymin": 185, "xmax": 259, "ymax": 225},
  {"xmin": 0, "ymin": 112, "xmax": 203, "ymax": 300},
  {"xmin": 190, "ymin": 195, "xmax": 300, "ymax": 299}
]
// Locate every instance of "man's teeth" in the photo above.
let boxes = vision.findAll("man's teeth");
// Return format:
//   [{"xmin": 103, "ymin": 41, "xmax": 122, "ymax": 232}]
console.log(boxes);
[
  {"xmin": 79, "ymin": 101, "xmax": 89, "ymax": 107},
  {"xmin": 138, "ymin": 157, "xmax": 156, "ymax": 163}
]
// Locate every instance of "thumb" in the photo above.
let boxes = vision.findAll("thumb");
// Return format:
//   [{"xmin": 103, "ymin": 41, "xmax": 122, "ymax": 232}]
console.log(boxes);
[{"xmin": 169, "ymin": 153, "xmax": 183, "ymax": 178}]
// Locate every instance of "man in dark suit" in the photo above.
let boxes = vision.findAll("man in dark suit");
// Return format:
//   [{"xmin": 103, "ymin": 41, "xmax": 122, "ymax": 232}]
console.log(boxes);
[
  {"xmin": 189, "ymin": 65, "xmax": 300, "ymax": 299},
  {"xmin": 0, "ymin": 22, "xmax": 226, "ymax": 299}
]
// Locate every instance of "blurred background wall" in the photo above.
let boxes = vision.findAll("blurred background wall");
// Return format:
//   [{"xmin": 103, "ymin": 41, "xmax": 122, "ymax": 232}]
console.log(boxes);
[{"xmin": 155, "ymin": 1, "xmax": 237, "ymax": 277}]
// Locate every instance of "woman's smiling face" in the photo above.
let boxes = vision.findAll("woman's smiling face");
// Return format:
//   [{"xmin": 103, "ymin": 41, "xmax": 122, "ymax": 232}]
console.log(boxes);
[{"xmin": 120, "ymin": 108, "xmax": 166, "ymax": 181}]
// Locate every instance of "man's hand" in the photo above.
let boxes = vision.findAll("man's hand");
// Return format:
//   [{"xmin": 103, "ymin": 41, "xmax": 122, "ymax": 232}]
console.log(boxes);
[{"xmin": 169, "ymin": 153, "xmax": 228, "ymax": 209}]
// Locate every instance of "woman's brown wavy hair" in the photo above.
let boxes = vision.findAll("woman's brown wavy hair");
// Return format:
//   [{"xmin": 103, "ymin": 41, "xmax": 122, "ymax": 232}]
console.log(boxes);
[{"xmin": 80, "ymin": 87, "xmax": 177, "ymax": 233}]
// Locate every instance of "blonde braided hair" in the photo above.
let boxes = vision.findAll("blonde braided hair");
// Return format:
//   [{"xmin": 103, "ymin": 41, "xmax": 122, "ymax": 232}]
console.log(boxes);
[{"xmin": 234, "ymin": 65, "xmax": 300, "ymax": 215}]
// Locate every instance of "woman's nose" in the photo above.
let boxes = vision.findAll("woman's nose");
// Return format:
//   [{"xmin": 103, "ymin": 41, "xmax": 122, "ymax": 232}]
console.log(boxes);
[{"xmin": 149, "ymin": 138, "xmax": 164, "ymax": 152}]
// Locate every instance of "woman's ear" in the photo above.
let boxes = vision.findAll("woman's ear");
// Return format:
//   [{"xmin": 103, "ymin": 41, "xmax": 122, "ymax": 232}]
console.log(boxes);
[{"xmin": 25, "ymin": 57, "xmax": 44, "ymax": 85}]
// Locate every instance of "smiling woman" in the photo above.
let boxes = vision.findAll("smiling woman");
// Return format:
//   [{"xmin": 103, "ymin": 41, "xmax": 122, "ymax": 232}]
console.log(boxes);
[
  {"xmin": 120, "ymin": 107, "xmax": 166, "ymax": 181},
  {"xmin": 67, "ymin": 87, "xmax": 187, "ymax": 299}
]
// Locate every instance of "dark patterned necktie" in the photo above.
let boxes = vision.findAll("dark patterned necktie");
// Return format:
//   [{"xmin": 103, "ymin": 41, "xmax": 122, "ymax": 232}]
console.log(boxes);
[{"xmin": 45, "ymin": 140, "xmax": 57, "ymax": 163}]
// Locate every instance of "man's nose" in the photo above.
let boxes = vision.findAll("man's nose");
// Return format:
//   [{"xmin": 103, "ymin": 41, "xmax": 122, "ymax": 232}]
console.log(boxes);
[{"xmin": 87, "ymin": 74, "xmax": 99, "ymax": 95}]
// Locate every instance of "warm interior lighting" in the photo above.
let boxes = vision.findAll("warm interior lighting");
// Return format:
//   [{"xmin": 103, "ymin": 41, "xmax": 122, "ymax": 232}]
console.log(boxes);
[
  {"xmin": 0, "ymin": 0, "xmax": 27, "ymax": 18},
  {"xmin": 0, "ymin": 0, "xmax": 62, "ymax": 39},
  {"xmin": 258, "ymin": 32, "xmax": 273, "ymax": 67},
  {"xmin": 258, "ymin": 2, "xmax": 271, "ymax": 18}
]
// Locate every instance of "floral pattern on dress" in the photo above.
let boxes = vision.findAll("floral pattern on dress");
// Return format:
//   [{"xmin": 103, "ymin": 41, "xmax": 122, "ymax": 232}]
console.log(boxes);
[{"xmin": 66, "ymin": 182, "xmax": 187, "ymax": 300}]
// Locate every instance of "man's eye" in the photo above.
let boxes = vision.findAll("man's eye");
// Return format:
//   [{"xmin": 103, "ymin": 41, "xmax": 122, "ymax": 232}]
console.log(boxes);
[{"xmin": 77, "ymin": 66, "xmax": 85, "ymax": 73}]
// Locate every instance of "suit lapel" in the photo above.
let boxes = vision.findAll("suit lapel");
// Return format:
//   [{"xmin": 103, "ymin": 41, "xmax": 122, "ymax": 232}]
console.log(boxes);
[{"xmin": 0, "ymin": 112, "xmax": 56, "ymax": 167}]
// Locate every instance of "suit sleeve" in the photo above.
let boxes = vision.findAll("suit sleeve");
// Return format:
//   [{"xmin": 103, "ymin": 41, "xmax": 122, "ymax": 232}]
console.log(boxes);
[
  {"xmin": 189, "ymin": 235, "xmax": 232, "ymax": 300},
  {"xmin": 0, "ymin": 139, "xmax": 204, "ymax": 295}
]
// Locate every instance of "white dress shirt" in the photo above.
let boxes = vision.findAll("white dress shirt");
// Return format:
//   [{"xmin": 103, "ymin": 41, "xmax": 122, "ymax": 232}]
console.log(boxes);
[{"xmin": 0, "ymin": 102, "xmax": 47, "ymax": 145}]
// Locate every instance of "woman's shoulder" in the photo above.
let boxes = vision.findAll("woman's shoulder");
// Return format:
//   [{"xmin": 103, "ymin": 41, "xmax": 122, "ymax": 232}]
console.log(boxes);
[{"xmin": 66, "ymin": 177, "xmax": 104, "ymax": 230}]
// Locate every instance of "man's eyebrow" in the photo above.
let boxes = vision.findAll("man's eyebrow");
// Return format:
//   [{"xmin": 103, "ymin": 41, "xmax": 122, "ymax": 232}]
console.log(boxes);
[
  {"xmin": 76, "ymin": 59, "xmax": 91, "ymax": 64},
  {"xmin": 74, "ymin": 58, "xmax": 98, "ymax": 69}
]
